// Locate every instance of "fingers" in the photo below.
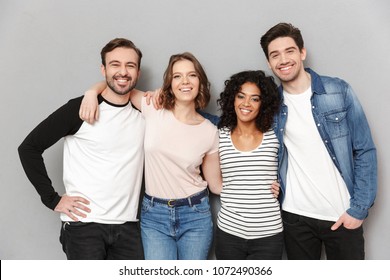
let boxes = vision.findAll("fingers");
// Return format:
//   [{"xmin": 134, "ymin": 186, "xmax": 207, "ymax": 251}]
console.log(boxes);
[
  {"xmin": 79, "ymin": 105, "xmax": 95, "ymax": 124},
  {"xmin": 79, "ymin": 106, "xmax": 86, "ymax": 121},
  {"xmin": 141, "ymin": 88, "xmax": 163, "ymax": 109},
  {"xmin": 55, "ymin": 195, "xmax": 91, "ymax": 221},
  {"xmin": 331, "ymin": 212, "xmax": 364, "ymax": 231},
  {"xmin": 331, "ymin": 220, "xmax": 342, "ymax": 231},
  {"xmin": 151, "ymin": 88, "xmax": 162, "ymax": 109},
  {"xmin": 271, "ymin": 181, "xmax": 280, "ymax": 198},
  {"xmin": 79, "ymin": 92, "xmax": 99, "ymax": 124},
  {"xmin": 144, "ymin": 91, "xmax": 152, "ymax": 105},
  {"xmin": 68, "ymin": 207, "xmax": 87, "ymax": 221}
]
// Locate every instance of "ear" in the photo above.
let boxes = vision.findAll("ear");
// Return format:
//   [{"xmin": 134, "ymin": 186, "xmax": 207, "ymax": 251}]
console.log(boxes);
[
  {"xmin": 101, "ymin": 64, "xmax": 106, "ymax": 77},
  {"xmin": 300, "ymin": 47, "xmax": 307, "ymax": 61}
]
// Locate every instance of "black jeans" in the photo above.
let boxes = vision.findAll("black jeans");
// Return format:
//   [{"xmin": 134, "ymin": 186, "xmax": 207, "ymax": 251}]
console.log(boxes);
[
  {"xmin": 60, "ymin": 221, "xmax": 144, "ymax": 260},
  {"xmin": 215, "ymin": 227, "xmax": 284, "ymax": 260},
  {"xmin": 282, "ymin": 211, "xmax": 365, "ymax": 260}
]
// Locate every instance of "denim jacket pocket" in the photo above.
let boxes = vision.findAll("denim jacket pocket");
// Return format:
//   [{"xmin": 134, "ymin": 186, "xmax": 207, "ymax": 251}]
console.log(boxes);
[{"xmin": 324, "ymin": 110, "xmax": 349, "ymax": 139}]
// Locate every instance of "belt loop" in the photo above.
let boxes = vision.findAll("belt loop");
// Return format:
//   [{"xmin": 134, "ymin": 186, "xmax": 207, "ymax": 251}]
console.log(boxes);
[
  {"xmin": 151, "ymin": 196, "xmax": 154, "ymax": 206},
  {"xmin": 188, "ymin": 197, "xmax": 192, "ymax": 207}
]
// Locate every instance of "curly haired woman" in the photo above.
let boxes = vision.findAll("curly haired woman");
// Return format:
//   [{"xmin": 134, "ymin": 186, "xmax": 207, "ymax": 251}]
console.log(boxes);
[{"xmin": 216, "ymin": 70, "xmax": 284, "ymax": 260}]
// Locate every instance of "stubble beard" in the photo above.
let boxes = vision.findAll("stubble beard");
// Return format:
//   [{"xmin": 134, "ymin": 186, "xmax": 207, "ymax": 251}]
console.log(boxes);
[{"xmin": 107, "ymin": 76, "xmax": 137, "ymax": 96}]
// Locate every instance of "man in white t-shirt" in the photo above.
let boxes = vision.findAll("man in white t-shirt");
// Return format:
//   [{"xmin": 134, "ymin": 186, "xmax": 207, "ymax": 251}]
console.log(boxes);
[
  {"xmin": 260, "ymin": 23, "xmax": 377, "ymax": 259},
  {"xmin": 18, "ymin": 38, "xmax": 145, "ymax": 259}
]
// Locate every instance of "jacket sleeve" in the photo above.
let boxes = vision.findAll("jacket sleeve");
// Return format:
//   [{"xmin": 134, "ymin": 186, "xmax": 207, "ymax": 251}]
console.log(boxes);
[
  {"xmin": 345, "ymin": 84, "xmax": 377, "ymax": 220},
  {"xmin": 18, "ymin": 97, "xmax": 84, "ymax": 210},
  {"xmin": 198, "ymin": 110, "xmax": 220, "ymax": 126}
]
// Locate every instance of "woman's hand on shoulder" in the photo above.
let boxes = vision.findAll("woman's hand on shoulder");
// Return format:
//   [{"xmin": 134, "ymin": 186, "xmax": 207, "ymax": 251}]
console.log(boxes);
[
  {"xmin": 79, "ymin": 90, "xmax": 100, "ymax": 124},
  {"xmin": 79, "ymin": 81, "xmax": 106, "ymax": 124}
]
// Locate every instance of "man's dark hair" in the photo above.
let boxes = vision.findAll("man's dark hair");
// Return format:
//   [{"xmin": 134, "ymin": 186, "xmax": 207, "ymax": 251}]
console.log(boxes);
[
  {"xmin": 100, "ymin": 38, "xmax": 142, "ymax": 68},
  {"xmin": 260, "ymin": 23, "xmax": 304, "ymax": 60}
]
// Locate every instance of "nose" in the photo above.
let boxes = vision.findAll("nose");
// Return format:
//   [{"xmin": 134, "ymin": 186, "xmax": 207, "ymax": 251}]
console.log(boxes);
[
  {"xmin": 279, "ymin": 53, "xmax": 288, "ymax": 64},
  {"xmin": 243, "ymin": 97, "xmax": 251, "ymax": 106},
  {"xmin": 119, "ymin": 65, "xmax": 128, "ymax": 75},
  {"xmin": 181, "ymin": 75, "xmax": 189, "ymax": 84}
]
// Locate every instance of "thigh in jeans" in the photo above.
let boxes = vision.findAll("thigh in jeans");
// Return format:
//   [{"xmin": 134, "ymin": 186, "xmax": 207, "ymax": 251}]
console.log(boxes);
[
  {"xmin": 322, "ymin": 223, "xmax": 365, "ymax": 260},
  {"xmin": 107, "ymin": 222, "xmax": 145, "ymax": 260},
  {"xmin": 282, "ymin": 211, "xmax": 322, "ymax": 260},
  {"xmin": 176, "ymin": 197, "xmax": 213, "ymax": 260},
  {"xmin": 60, "ymin": 222, "xmax": 107, "ymax": 260},
  {"xmin": 248, "ymin": 232, "xmax": 284, "ymax": 260},
  {"xmin": 140, "ymin": 197, "xmax": 177, "ymax": 260},
  {"xmin": 215, "ymin": 227, "xmax": 247, "ymax": 260}
]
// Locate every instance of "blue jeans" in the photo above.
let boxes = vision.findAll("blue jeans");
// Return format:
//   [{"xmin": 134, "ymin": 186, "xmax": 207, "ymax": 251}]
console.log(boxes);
[
  {"xmin": 59, "ymin": 221, "xmax": 144, "ymax": 260},
  {"xmin": 282, "ymin": 211, "xmax": 365, "ymax": 259},
  {"xmin": 215, "ymin": 227, "xmax": 284, "ymax": 260},
  {"xmin": 141, "ymin": 193, "xmax": 213, "ymax": 260}
]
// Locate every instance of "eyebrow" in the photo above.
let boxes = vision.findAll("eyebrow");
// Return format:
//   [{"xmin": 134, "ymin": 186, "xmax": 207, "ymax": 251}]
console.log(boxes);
[
  {"xmin": 172, "ymin": 70, "xmax": 197, "ymax": 75},
  {"xmin": 238, "ymin": 91, "xmax": 260, "ymax": 96},
  {"xmin": 108, "ymin": 60, "xmax": 137, "ymax": 66},
  {"xmin": 269, "ymin": 46, "xmax": 297, "ymax": 56}
]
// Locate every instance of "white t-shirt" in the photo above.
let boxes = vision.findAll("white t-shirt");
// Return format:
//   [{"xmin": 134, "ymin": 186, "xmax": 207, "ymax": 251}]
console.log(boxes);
[
  {"xmin": 282, "ymin": 87, "xmax": 350, "ymax": 221},
  {"xmin": 63, "ymin": 98, "xmax": 145, "ymax": 223}
]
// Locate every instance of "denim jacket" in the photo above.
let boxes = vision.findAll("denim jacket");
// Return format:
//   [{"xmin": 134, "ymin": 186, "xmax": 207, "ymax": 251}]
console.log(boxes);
[{"xmin": 274, "ymin": 68, "xmax": 377, "ymax": 220}]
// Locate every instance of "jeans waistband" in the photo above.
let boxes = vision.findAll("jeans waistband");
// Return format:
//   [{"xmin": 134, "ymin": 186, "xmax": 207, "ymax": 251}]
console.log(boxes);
[{"xmin": 144, "ymin": 188, "xmax": 209, "ymax": 207}]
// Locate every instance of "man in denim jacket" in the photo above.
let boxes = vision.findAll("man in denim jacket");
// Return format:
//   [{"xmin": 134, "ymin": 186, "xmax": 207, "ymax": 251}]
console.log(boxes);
[{"xmin": 260, "ymin": 23, "xmax": 377, "ymax": 259}]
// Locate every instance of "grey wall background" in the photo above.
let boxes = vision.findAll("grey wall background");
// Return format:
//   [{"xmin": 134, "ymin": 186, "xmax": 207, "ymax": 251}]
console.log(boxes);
[{"xmin": 1, "ymin": 0, "xmax": 388, "ymax": 259}]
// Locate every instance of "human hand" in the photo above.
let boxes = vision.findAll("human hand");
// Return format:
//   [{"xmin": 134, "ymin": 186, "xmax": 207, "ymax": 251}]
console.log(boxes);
[
  {"xmin": 79, "ymin": 90, "xmax": 100, "ymax": 124},
  {"xmin": 271, "ymin": 180, "xmax": 280, "ymax": 198},
  {"xmin": 331, "ymin": 212, "xmax": 363, "ymax": 231},
  {"xmin": 144, "ymin": 88, "xmax": 162, "ymax": 110},
  {"xmin": 54, "ymin": 195, "xmax": 91, "ymax": 222}
]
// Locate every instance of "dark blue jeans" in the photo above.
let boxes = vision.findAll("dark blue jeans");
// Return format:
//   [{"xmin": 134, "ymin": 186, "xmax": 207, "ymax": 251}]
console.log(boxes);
[
  {"xmin": 215, "ymin": 227, "xmax": 284, "ymax": 260},
  {"xmin": 282, "ymin": 211, "xmax": 365, "ymax": 260},
  {"xmin": 60, "ymin": 221, "xmax": 144, "ymax": 260}
]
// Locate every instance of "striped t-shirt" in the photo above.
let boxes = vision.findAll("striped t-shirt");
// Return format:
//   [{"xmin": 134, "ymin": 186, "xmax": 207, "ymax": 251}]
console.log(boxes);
[{"xmin": 217, "ymin": 128, "xmax": 283, "ymax": 239}]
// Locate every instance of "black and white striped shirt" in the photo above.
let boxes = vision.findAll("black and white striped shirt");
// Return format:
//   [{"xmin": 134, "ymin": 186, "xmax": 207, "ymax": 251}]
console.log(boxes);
[{"xmin": 217, "ymin": 128, "xmax": 283, "ymax": 239}]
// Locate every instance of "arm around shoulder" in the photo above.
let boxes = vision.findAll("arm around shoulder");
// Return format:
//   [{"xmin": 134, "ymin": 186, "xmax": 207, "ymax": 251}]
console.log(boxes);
[{"xmin": 130, "ymin": 88, "xmax": 145, "ymax": 111}]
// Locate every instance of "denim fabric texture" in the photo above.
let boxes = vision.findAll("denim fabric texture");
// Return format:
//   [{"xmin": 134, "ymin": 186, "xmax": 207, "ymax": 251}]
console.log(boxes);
[
  {"xmin": 198, "ymin": 110, "xmax": 220, "ymax": 126},
  {"xmin": 274, "ymin": 68, "xmax": 377, "ymax": 220},
  {"xmin": 140, "ymin": 194, "xmax": 213, "ymax": 260}
]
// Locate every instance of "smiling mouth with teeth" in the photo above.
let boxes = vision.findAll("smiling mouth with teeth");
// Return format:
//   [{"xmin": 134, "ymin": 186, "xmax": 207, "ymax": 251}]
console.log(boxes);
[
  {"xmin": 278, "ymin": 64, "xmax": 294, "ymax": 72},
  {"xmin": 115, "ymin": 76, "xmax": 131, "ymax": 85}
]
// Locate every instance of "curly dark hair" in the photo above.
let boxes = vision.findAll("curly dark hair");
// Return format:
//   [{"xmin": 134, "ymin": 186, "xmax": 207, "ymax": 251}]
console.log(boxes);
[{"xmin": 217, "ymin": 70, "xmax": 280, "ymax": 132}]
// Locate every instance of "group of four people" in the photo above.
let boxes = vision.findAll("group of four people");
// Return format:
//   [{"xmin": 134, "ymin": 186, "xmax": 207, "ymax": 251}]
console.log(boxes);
[{"xmin": 18, "ymin": 22, "xmax": 377, "ymax": 260}]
